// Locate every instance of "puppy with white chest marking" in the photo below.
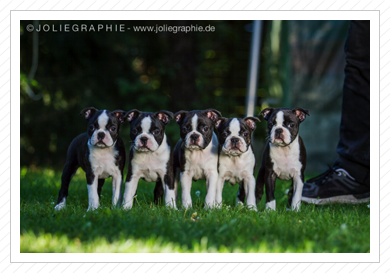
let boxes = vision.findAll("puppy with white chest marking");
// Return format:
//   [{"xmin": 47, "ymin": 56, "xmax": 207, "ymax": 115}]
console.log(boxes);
[
  {"xmin": 122, "ymin": 110, "xmax": 177, "ymax": 210},
  {"xmin": 215, "ymin": 117, "xmax": 260, "ymax": 211},
  {"xmin": 256, "ymin": 107, "xmax": 310, "ymax": 211},
  {"xmin": 173, "ymin": 109, "xmax": 221, "ymax": 209},
  {"xmin": 54, "ymin": 107, "xmax": 126, "ymax": 211}
]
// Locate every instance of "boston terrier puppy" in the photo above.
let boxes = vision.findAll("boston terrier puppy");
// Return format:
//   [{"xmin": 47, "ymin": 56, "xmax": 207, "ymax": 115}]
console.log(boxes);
[
  {"xmin": 256, "ymin": 107, "xmax": 310, "ymax": 211},
  {"xmin": 122, "ymin": 110, "xmax": 177, "ymax": 210},
  {"xmin": 173, "ymin": 109, "xmax": 221, "ymax": 209},
  {"xmin": 54, "ymin": 107, "xmax": 126, "ymax": 211},
  {"xmin": 215, "ymin": 116, "xmax": 260, "ymax": 211}
]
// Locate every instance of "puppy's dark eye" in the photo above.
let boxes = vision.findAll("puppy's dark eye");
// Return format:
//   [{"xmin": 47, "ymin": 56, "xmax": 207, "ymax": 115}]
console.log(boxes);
[
  {"xmin": 89, "ymin": 125, "xmax": 95, "ymax": 131},
  {"xmin": 222, "ymin": 132, "xmax": 228, "ymax": 137},
  {"xmin": 289, "ymin": 123, "xmax": 294, "ymax": 128},
  {"xmin": 243, "ymin": 132, "xmax": 248, "ymax": 137},
  {"xmin": 132, "ymin": 128, "xmax": 138, "ymax": 134},
  {"xmin": 110, "ymin": 126, "xmax": 116, "ymax": 132},
  {"xmin": 182, "ymin": 127, "xmax": 188, "ymax": 134},
  {"xmin": 268, "ymin": 122, "xmax": 273, "ymax": 126},
  {"xmin": 153, "ymin": 129, "xmax": 160, "ymax": 135},
  {"xmin": 203, "ymin": 126, "xmax": 209, "ymax": 132}
]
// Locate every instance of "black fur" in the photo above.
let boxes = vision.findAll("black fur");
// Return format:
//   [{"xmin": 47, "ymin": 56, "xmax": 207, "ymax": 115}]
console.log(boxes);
[
  {"xmin": 124, "ymin": 110, "xmax": 174, "ymax": 205},
  {"xmin": 173, "ymin": 109, "xmax": 221, "ymax": 183},
  {"xmin": 174, "ymin": 109, "xmax": 221, "ymax": 150},
  {"xmin": 255, "ymin": 107, "xmax": 309, "ymax": 208},
  {"xmin": 260, "ymin": 107, "xmax": 309, "ymax": 144},
  {"xmin": 56, "ymin": 109, "xmax": 126, "ymax": 207}
]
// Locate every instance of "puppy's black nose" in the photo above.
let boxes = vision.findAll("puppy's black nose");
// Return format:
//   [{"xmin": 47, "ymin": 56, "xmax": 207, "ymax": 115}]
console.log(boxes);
[
  {"xmin": 140, "ymin": 136, "xmax": 148, "ymax": 144},
  {"xmin": 97, "ymin": 132, "xmax": 105, "ymax": 140},
  {"xmin": 190, "ymin": 134, "xmax": 199, "ymax": 141},
  {"xmin": 275, "ymin": 128, "xmax": 283, "ymax": 135},
  {"xmin": 231, "ymin": 138, "xmax": 239, "ymax": 144}
]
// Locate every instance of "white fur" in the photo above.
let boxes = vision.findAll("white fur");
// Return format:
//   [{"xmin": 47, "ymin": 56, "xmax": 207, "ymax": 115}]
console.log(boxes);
[
  {"xmin": 181, "ymin": 132, "xmax": 219, "ymax": 209},
  {"xmin": 87, "ymin": 183, "xmax": 99, "ymax": 211},
  {"xmin": 122, "ymin": 134, "xmax": 177, "ymax": 209},
  {"xmin": 270, "ymin": 135, "xmax": 302, "ymax": 180},
  {"xmin": 192, "ymin": 114, "xmax": 198, "ymax": 132},
  {"xmin": 54, "ymin": 197, "xmax": 66, "ymax": 210},
  {"xmin": 88, "ymin": 143, "xmax": 122, "ymax": 208},
  {"xmin": 265, "ymin": 200, "xmax": 276, "ymax": 210},
  {"xmin": 269, "ymin": 135, "xmax": 303, "ymax": 210}
]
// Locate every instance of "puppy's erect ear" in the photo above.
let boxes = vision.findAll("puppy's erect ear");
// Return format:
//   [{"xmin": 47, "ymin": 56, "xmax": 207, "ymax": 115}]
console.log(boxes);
[
  {"xmin": 174, "ymin": 110, "xmax": 188, "ymax": 124},
  {"xmin": 259, "ymin": 107, "xmax": 274, "ymax": 121},
  {"xmin": 80, "ymin": 107, "xmax": 98, "ymax": 120},
  {"xmin": 155, "ymin": 110, "xmax": 174, "ymax": 125},
  {"xmin": 123, "ymin": 109, "xmax": 141, "ymax": 123},
  {"xmin": 111, "ymin": 110, "xmax": 126, "ymax": 124},
  {"xmin": 204, "ymin": 109, "xmax": 222, "ymax": 122},
  {"xmin": 292, "ymin": 108, "xmax": 310, "ymax": 122},
  {"xmin": 244, "ymin": 116, "xmax": 260, "ymax": 131},
  {"xmin": 215, "ymin": 117, "xmax": 228, "ymax": 130}
]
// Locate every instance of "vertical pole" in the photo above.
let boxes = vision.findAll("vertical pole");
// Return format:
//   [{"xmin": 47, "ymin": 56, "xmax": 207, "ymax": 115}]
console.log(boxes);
[
  {"xmin": 27, "ymin": 20, "xmax": 41, "ymax": 100},
  {"xmin": 245, "ymin": 20, "xmax": 262, "ymax": 117}
]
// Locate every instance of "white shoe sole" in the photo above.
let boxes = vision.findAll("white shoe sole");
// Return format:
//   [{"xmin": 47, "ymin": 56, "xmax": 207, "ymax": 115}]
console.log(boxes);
[{"xmin": 301, "ymin": 195, "xmax": 370, "ymax": 205}]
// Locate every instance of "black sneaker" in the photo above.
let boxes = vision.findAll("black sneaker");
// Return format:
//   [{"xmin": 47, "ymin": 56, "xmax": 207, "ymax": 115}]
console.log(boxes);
[{"xmin": 301, "ymin": 166, "xmax": 370, "ymax": 205}]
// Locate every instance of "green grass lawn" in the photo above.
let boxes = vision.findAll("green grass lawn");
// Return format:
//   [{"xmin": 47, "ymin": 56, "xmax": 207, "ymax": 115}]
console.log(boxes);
[{"xmin": 20, "ymin": 167, "xmax": 370, "ymax": 253}]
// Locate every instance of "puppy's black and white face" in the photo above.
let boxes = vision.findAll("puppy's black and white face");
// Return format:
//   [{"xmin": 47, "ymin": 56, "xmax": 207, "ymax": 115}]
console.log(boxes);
[
  {"xmin": 260, "ymin": 107, "xmax": 310, "ymax": 146},
  {"xmin": 215, "ymin": 117, "xmax": 259, "ymax": 155},
  {"xmin": 80, "ymin": 107, "xmax": 125, "ymax": 148},
  {"xmin": 124, "ymin": 110, "xmax": 173, "ymax": 152},
  {"xmin": 174, "ymin": 109, "xmax": 221, "ymax": 150}
]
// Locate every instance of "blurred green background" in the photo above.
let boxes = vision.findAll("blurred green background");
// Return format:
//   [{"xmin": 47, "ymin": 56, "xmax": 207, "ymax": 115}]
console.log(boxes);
[{"xmin": 20, "ymin": 20, "xmax": 350, "ymax": 173}]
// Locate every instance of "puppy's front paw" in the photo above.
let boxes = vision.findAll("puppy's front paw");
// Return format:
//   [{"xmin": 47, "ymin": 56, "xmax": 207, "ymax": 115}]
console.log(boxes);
[
  {"xmin": 248, "ymin": 205, "xmax": 258, "ymax": 212},
  {"xmin": 87, "ymin": 205, "xmax": 99, "ymax": 212},
  {"xmin": 122, "ymin": 203, "xmax": 132, "ymax": 210},
  {"xmin": 54, "ymin": 197, "xmax": 66, "ymax": 211},
  {"xmin": 165, "ymin": 202, "xmax": 178, "ymax": 210},
  {"xmin": 265, "ymin": 200, "xmax": 276, "ymax": 211}
]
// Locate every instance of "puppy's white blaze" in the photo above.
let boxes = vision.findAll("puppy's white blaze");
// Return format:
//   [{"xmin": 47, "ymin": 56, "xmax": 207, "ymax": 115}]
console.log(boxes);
[
  {"xmin": 191, "ymin": 114, "xmax": 198, "ymax": 131},
  {"xmin": 229, "ymin": 118, "xmax": 240, "ymax": 136},
  {"xmin": 98, "ymin": 110, "xmax": 109, "ymax": 129},
  {"xmin": 141, "ymin": 116, "xmax": 152, "ymax": 133},
  {"xmin": 265, "ymin": 200, "xmax": 276, "ymax": 210},
  {"xmin": 275, "ymin": 111, "xmax": 284, "ymax": 127}
]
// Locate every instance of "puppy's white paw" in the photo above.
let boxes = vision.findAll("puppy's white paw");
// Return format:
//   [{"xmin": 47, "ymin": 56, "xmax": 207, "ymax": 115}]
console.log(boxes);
[{"xmin": 54, "ymin": 197, "xmax": 66, "ymax": 210}]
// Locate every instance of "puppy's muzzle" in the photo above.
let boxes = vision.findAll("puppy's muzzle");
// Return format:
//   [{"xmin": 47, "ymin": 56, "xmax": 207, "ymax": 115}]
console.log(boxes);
[
  {"xmin": 275, "ymin": 128, "xmax": 283, "ymax": 138},
  {"xmin": 186, "ymin": 133, "xmax": 203, "ymax": 150},
  {"xmin": 231, "ymin": 137, "xmax": 239, "ymax": 146},
  {"xmin": 140, "ymin": 136, "xmax": 148, "ymax": 146},
  {"xmin": 97, "ymin": 132, "xmax": 105, "ymax": 141},
  {"xmin": 190, "ymin": 134, "xmax": 199, "ymax": 144},
  {"xmin": 226, "ymin": 137, "xmax": 245, "ymax": 154}
]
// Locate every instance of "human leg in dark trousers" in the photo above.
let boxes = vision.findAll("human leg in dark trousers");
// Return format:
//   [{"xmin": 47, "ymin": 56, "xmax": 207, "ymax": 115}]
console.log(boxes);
[{"xmin": 302, "ymin": 20, "xmax": 370, "ymax": 204}]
